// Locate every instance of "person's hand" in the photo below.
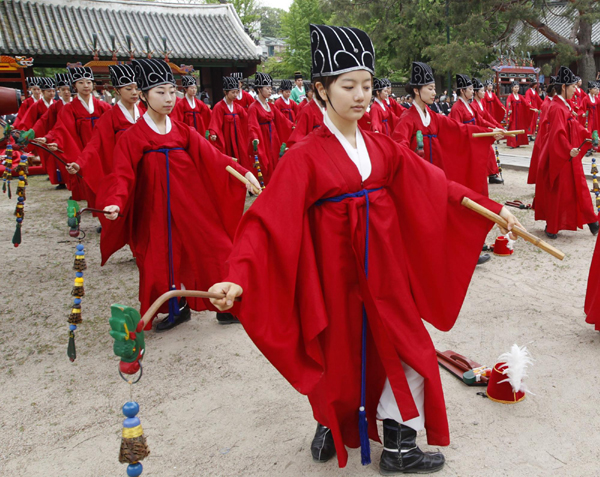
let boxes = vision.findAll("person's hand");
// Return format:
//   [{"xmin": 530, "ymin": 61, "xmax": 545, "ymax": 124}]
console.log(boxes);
[
  {"xmin": 245, "ymin": 172, "xmax": 261, "ymax": 194},
  {"xmin": 46, "ymin": 143, "xmax": 58, "ymax": 151},
  {"xmin": 570, "ymin": 148, "xmax": 580, "ymax": 158},
  {"xmin": 490, "ymin": 127, "xmax": 505, "ymax": 140},
  {"xmin": 208, "ymin": 282, "xmax": 243, "ymax": 311},
  {"xmin": 498, "ymin": 206, "xmax": 524, "ymax": 240},
  {"xmin": 210, "ymin": 135, "xmax": 217, "ymax": 141},
  {"xmin": 66, "ymin": 162, "xmax": 80, "ymax": 175},
  {"xmin": 103, "ymin": 205, "xmax": 120, "ymax": 221},
  {"xmin": 35, "ymin": 137, "xmax": 47, "ymax": 144}
]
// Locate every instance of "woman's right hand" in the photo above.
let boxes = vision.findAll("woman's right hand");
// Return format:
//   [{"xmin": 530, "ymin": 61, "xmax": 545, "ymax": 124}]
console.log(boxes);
[
  {"xmin": 103, "ymin": 205, "xmax": 120, "ymax": 220},
  {"xmin": 208, "ymin": 282, "xmax": 243, "ymax": 311},
  {"xmin": 210, "ymin": 135, "xmax": 217, "ymax": 142},
  {"xmin": 66, "ymin": 163, "xmax": 80, "ymax": 175},
  {"xmin": 570, "ymin": 148, "xmax": 580, "ymax": 158},
  {"xmin": 46, "ymin": 143, "xmax": 58, "ymax": 151}
]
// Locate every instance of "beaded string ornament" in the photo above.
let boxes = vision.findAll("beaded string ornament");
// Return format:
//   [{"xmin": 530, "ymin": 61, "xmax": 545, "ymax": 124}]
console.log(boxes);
[
  {"xmin": 12, "ymin": 153, "xmax": 29, "ymax": 247},
  {"xmin": 2, "ymin": 144, "xmax": 13, "ymax": 199}
]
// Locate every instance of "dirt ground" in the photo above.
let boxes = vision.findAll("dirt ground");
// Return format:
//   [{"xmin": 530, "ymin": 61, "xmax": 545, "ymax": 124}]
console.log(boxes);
[{"xmin": 1, "ymin": 158, "xmax": 600, "ymax": 477}]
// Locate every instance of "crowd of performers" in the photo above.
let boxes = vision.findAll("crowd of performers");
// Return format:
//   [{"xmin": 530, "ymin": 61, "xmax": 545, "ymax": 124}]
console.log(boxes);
[{"xmin": 5, "ymin": 21, "xmax": 600, "ymax": 474}]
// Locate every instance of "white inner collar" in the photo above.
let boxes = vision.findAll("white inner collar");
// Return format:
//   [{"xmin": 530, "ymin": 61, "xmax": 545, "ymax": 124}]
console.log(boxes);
[
  {"xmin": 323, "ymin": 111, "xmax": 371, "ymax": 180},
  {"xmin": 474, "ymin": 98, "xmax": 484, "ymax": 111},
  {"xmin": 413, "ymin": 103, "xmax": 431, "ymax": 127},
  {"xmin": 223, "ymin": 98, "xmax": 234, "ymax": 112},
  {"xmin": 513, "ymin": 92, "xmax": 520, "ymax": 100},
  {"xmin": 556, "ymin": 94, "xmax": 571, "ymax": 110},
  {"xmin": 486, "ymin": 91, "xmax": 493, "ymax": 97},
  {"xmin": 374, "ymin": 98, "xmax": 386, "ymax": 110},
  {"xmin": 459, "ymin": 96, "xmax": 474, "ymax": 115},
  {"xmin": 282, "ymin": 96, "xmax": 290, "ymax": 105},
  {"xmin": 42, "ymin": 97, "xmax": 53, "ymax": 108},
  {"xmin": 259, "ymin": 98, "xmax": 271, "ymax": 112},
  {"xmin": 77, "ymin": 94, "xmax": 94, "ymax": 114},
  {"xmin": 118, "ymin": 100, "xmax": 140, "ymax": 124},
  {"xmin": 186, "ymin": 95, "xmax": 196, "ymax": 109},
  {"xmin": 144, "ymin": 111, "xmax": 172, "ymax": 134}
]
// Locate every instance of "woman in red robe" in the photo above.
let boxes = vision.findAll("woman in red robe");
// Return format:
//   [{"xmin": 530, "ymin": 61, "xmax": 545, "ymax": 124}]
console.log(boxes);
[
  {"xmin": 246, "ymin": 73, "xmax": 292, "ymax": 185},
  {"xmin": 233, "ymin": 76, "xmax": 255, "ymax": 110},
  {"xmin": 534, "ymin": 66, "xmax": 598, "ymax": 238},
  {"xmin": 209, "ymin": 25, "xmax": 522, "ymax": 472},
  {"xmin": 527, "ymin": 77, "xmax": 557, "ymax": 185},
  {"xmin": 208, "ymin": 76, "xmax": 248, "ymax": 161},
  {"xmin": 581, "ymin": 82, "xmax": 600, "ymax": 150},
  {"xmin": 525, "ymin": 81, "xmax": 543, "ymax": 137},
  {"xmin": 505, "ymin": 82, "xmax": 533, "ymax": 148},
  {"xmin": 13, "ymin": 77, "xmax": 41, "ymax": 129},
  {"xmin": 483, "ymin": 80, "xmax": 506, "ymax": 124},
  {"xmin": 369, "ymin": 77, "xmax": 392, "ymax": 136},
  {"xmin": 287, "ymin": 85, "xmax": 324, "ymax": 148},
  {"xmin": 274, "ymin": 79, "xmax": 299, "ymax": 124},
  {"xmin": 18, "ymin": 77, "xmax": 55, "ymax": 131},
  {"xmin": 43, "ymin": 67, "xmax": 111, "ymax": 200},
  {"xmin": 66, "ymin": 64, "xmax": 143, "ymax": 208},
  {"xmin": 101, "ymin": 59, "xmax": 260, "ymax": 331},
  {"xmin": 171, "ymin": 75, "xmax": 211, "ymax": 135}
]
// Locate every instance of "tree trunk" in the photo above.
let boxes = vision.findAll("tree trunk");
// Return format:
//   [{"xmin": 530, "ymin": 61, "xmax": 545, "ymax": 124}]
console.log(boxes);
[{"xmin": 576, "ymin": 16, "xmax": 596, "ymax": 85}]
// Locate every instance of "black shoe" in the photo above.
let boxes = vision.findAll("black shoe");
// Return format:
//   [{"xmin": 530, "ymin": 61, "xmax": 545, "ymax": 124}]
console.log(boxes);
[
  {"xmin": 96, "ymin": 226, "xmax": 102, "ymax": 233},
  {"xmin": 488, "ymin": 175, "xmax": 504, "ymax": 185},
  {"xmin": 379, "ymin": 420, "xmax": 444, "ymax": 475},
  {"xmin": 589, "ymin": 222, "xmax": 599, "ymax": 236},
  {"xmin": 586, "ymin": 150, "xmax": 593, "ymax": 157},
  {"xmin": 216, "ymin": 312, "xmax": 240, "ymax": 325},
  {"xmin": 544, "ymin": 226, "xmax": 558, "ymax": 240},
  {"xmin": 156, "ymin": 299, "xmax": 191, "ymax": 332},
  {"xmin": 477, "ymin": 254, "xmax": 491, "ymax": 265},
  {"xmin": 55, "ymin": 183, "xmax": 67, "ymax": 190},
  {"xmin": 311, "ymin": 423, "xmax": 336, "ymax": 463}
]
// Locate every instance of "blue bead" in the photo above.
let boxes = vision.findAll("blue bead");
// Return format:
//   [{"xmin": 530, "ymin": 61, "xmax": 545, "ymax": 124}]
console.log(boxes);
[
  {"xmin": 122, "ymin": 402, "xmax": 140, "ymax": 418},
  {"xmin": 593, "ymin": 158, "xmax": 597, "ymax": 163},
  {"xmin": 74, "ymin": 298, "xmax": 82, "ymax": 305},
  {"xmin": 76, "ymin": 251, "xmax": 84, "ymax": 256},
  {"xmin": 123, "ymin": 417, "xmax": 141, "ymax": 428},
  {"xmin": 16, "ymin": 218, "xmax": 22, "ymax": 223},
  {"xmin": 69, "ymin": 325, "xmax": 77, "ymax": 331},
  {"xmin": 18, "ymin": 175, "xmax": 24, "ymax": 180},
  {"xmin": 18, "ymin": 197, "xmax": 24, "ymax": 202},
  {"xmin": 76, "ymin": 244, "xmax": 84, "ymax": 251},
  {"xmin": 126, "ymin": 462, "xmax": 143, "ymax": 477},
  {"xmin": 75, "ymin": 272, "xmax": 83, "ymax": 278}
]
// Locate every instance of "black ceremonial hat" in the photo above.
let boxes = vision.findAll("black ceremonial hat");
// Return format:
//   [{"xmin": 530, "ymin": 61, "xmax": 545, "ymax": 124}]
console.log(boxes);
[
  {"xmin": 223, "ymin": 76, "xmax": 238, "ymax": 91},
  {"xmin": 254, "ymin": 72, "xmax": 272, "ymax": 88},
  {"xmin": 279, "ymin": 79, "xmax": 293, "ymax": 91},
  {"xmin": 182, "ymin": 75, "xmax": 197, "ymax": 88},
  {"xmin": 456, "ymin": 74, "xmax": 472, "ymax": 89},
  {"xmin": 549, "ymin": 76, "xmax": 557, "ymax": 85},
  {"xmin": 472, "ymin": 78, "xmax": 484, "ymax": 90},
  {"xmin": 231, "ymin": 72, "xmax": 244, "ymax": 80},
  {"xmin": 39, "ymin": 77, "xmax": 56, "ymax": 90},
  {"xmin": 484, "ymin": 78, "xmax": 494, "ymax": 86},
  {"xmin": 109, "ymin": 64, "xmax": 136, "ymax": 88},
  {"xmin": 409, "ymin": 62, "xmax": 435, "ymax": 86},
  {"xmin": 373, "ymin": 77, "xmax": 385, "ymax": 91},
  {"xmin": 132, "ymin": 59, "xmax": 175, "ymax": 91},
  {"xmin": 55, "ymin": 73, "xmax": 71, "ymax": 88},
  {"xmin": 68, "ymin": 66, "xmax": 94, "ymax": 83},
  {"xmin": 310, "ymin": 24, "xmax": 375, "ymax": 77},
  {"xmin": 383, "ymin": 78, "xmax": 392, "ymax": 88},
  {"xmin": 294, "ymin": 71, "xmax": 303, "ymax": 80},
  {"xmin": 26, "ymin": 77, "xmax": 40, "ymax": 88},
  {"xmin": 555, "ymin": 66, "xmax": 576, "ymax": 85},
  {"xmin": 589, "ymin": 81, "xmax": 598, "ymax": 90}
]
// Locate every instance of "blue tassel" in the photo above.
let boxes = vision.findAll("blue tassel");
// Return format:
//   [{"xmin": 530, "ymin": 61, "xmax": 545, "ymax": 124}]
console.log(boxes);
[
  {"xmin": 56, "ymin": 169, "xmax": 63, "ymax": 183},
  {"xmin": 167, "ymin": 296, "xmax": 179, "ymax": 323},
  {"xmin": 358, "ymin": 406, "xmax": 371, "ymax": 465}
]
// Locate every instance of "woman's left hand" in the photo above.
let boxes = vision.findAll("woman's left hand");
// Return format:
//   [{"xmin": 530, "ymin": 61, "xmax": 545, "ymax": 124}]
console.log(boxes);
[
  {"xmin": 498, "ymin": 206, "xmax": 525, "ymax": 240},
  {"xmin": 245, "ymin": 172, "xmax": 261, "ymax": 194}
]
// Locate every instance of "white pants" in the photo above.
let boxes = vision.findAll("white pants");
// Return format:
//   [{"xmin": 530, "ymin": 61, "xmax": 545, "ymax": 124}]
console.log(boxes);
[{"xmin": 376, "ymin": 362, "xmax": 425, "ymax": 431}]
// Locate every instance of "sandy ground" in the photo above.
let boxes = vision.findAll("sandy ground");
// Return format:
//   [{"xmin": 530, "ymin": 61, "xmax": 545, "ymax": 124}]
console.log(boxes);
[{"xmin": 1, "ymin": 160, "xmax": 600, "ymax": 477}]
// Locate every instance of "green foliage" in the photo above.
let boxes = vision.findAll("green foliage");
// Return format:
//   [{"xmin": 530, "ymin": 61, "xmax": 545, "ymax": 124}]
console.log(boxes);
[
  {"xmin": 259, "ymin": 6, "xmax": 286, "ymax": 38},
  {"xmin": 230, "ymin": 0, "xmax": 261, "ymax": 37}
]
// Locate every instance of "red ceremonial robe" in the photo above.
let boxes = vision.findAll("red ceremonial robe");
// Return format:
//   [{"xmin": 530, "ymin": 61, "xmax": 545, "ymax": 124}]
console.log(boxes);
[
  {"xmin": 32, "ymin": 100, "xmax": 67, "ymax": 184},
  {"xmin": 13, "ymin": 96, "xmax": 37, "ymax": 128},
  {"xmin": 224, "ymin": 125, "xmax": 502, "ymax": 468},
  {"xmin": 274, "ymin": 97, "xmax": 299, "ymax": 124},
  {"xmin": 370, "ymin": 100, "xmax": 392, "ymax": 136},
  {"xmin": 47, "ymin": 96, "xmax": 111, "ymax": 200},
  {"xmin": 246, "ymin": 101, "xmax": 292, "ymax": 185},
  {"xmin": 386, "ymin": 98, "xmax": 403, "ymax": 132},
  {"xmin": 506, "ymin": 93, "xmax": 533, "ymax": 147},
  {"xmin": 582, "ymin": 95, "xmax": 600, "ymax": 140},
  {"xmin": 525, "ymin": 88, "xmax": 543, "ymax": 135},
  {"xmin": 207, "ymin": 99, "xmax": 249, "ymax": 161},
  {"xmin": 585, "ymin": 237, "xmax": 600, "ymax": 329},
  {"xmin": 358, "ymin": 110, "xmax": 372, "ymax": 131},
  {"xmin": 287, "ymin": 100, "xmax": 324, "ymax": 148},
  {"xmin": 171, "ymin": 96, "xmax": 212, "ymax": 135},
  {"xmin": 575, "ymin": 88, "xmax": 588, "ymax": 126},
  {"xmin": 98, "ymin": 119, "xmax": 249, "ymax": 320},
  {"xmin": 19, "ymin": 98, "xmax": 53, "ymax": 131},
  {"xmin": 483, "ymin": 91, "xmax": 506, "ymax": 124},
  {"xmin": 393, "ymin": 105, "xmax": 493, "ymax": 196},
  {"xmin": 77, "ymin": 103, "xmax": 143, "ymax": 206},
  {"xmin": 527, "ymin": 96, "xmax": 554, "ymax": 184},
  {"xmin": 234, "ymin": 89, "xmax": 255, "ymax": 110},
  {"xmin": 534, "ymin": 96, "xmax": 597, "ymax": 234},
  {"xmin": 472, "ymin": 98, "xmax": 501, "ymax": 176}
]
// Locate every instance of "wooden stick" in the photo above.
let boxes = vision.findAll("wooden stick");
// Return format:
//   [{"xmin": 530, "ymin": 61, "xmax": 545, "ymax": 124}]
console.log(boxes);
[
  {"xmin": 461, "ymin": 197, "xmax": 565, "ymax": 261},
  {"xmin": 472, "ymin": 129, "xmax": 525, "ymax": 138},
  {"xmin": 226, "ymin": 165, "xmax": 261, "ymax": 195},
  {"xmin": 140, "ymin": 289, "xmax": 240, "ymax": 327}
]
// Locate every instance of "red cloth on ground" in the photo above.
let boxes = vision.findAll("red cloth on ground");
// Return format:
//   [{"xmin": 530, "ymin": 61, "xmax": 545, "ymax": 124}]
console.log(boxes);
[
  {"xmin": 171, "ymin": 96, "xmax": 212, "ymax": 135},
  {"xmin": 234, "ymin": 89, "xmax": 255, "ymax": 110},
  {"xmin": 208, "ymin": 99, "xmax": 248, "ymax": 161},
  {"xmin": 370, "ymin": 100, "xmax": 392, "ymax": 136},
  {"xmin": 246, "ymin": 101, "xmax": 292, "ymax": 185},
  {"xmin": 483, "ymin": 91, "xmax": 506, "ymax": 124},
  {"xmin": 527, "ymin": 97, "xmax": 554, "ymax": 185},
  {"xmin": 392, "ymin": 105, "xmax": 493, "ymax": 196},
  {"xmin": 525, "ymin": 88, "xmax": 543, "ymax": 135},
  {"xmin": 287, "ymin": 100, "xmax": 324, "ymax": 148},
  {"xmin": 534, "ymin": 97, "xmax": 597, "ymax": 233},
  {"xmin": 47, "ymin": 96, "xmax": 111, "ymax": 200},
  {"xmin": 224, "ymin": 125, "xmax": 502, "ymax": 468},
  {"xmin": 98, "ymin": 119, "xmax": 249, "ymax": 320},
  {"xmin": 505, "ymin": 93, "xmax": 532, "ymax": 147}
]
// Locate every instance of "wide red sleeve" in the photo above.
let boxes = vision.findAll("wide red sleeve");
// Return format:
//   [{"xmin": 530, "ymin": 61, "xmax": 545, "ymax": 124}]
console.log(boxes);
[
  {"xmin": 207, "ymin": 102, "xmax": 226, "ymax": 151},
  {"xmin": 77, "ymin": 111, "xmax": 116, "ymax": 194},
  {"xmin": 370, "ymin": 105, "xmax": 384, "ymax": 133},
  {"xmin": 32, "ymin": 106, "xmax": 53, "ymax": 137},
  {"xmin": 200, "ymin": 102, "xmax": 212, "ymax": 135},
  {"xmin": 287, "ymin": 107, "xmax": 311, "ymax": 147},
  {"xmin": 170, "ymin": 100, "xmax": 184, "ymax": 122},
  {"xmin": 246, "ymin": 104, "xmax": 261, "ymax": 144},
  {"xmin": 273, "ymin": 106, "xmax": 293, "ymax": 145},
  {"xmin": 391, "ymin": 109, "xmax": 416, "ymax": 149}
]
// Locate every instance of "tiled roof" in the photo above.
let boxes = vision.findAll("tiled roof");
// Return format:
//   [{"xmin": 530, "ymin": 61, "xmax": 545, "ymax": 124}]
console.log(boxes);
[
  {"xmin": 511, "ymin": 2, "xmax": 600, "ymax": 49},
  {"xmin": 0, "ymin": 0, "xmax": 261, "ymax": 62}
]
